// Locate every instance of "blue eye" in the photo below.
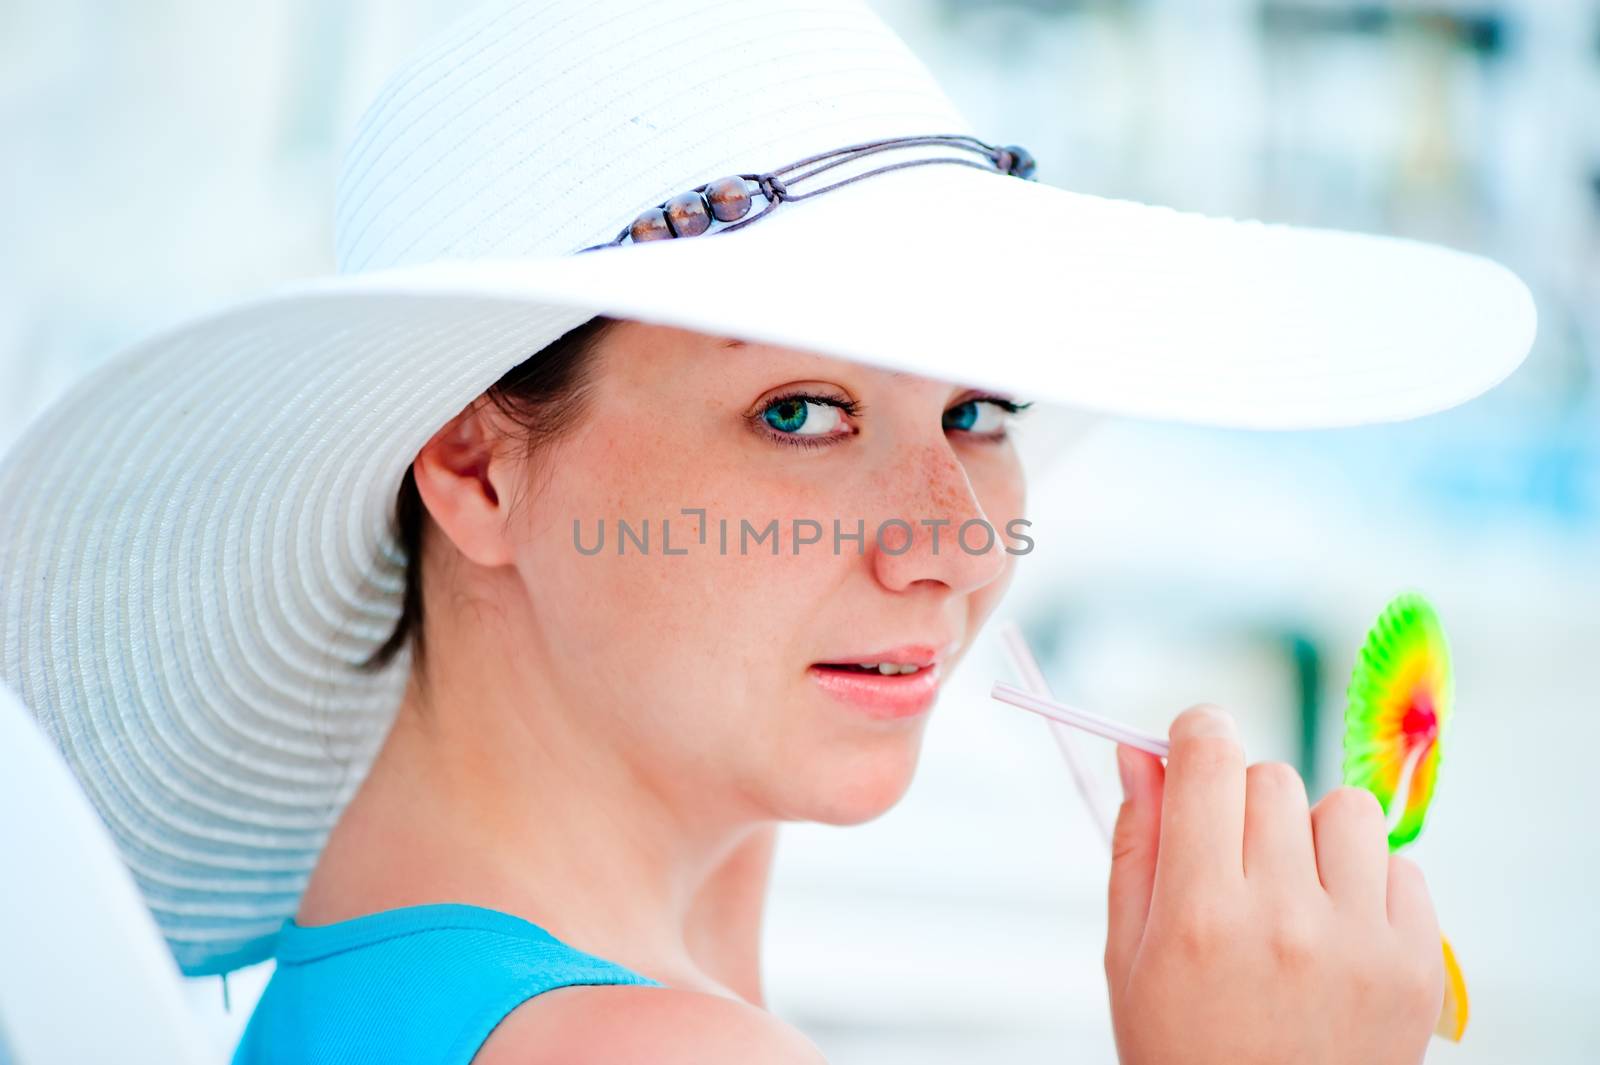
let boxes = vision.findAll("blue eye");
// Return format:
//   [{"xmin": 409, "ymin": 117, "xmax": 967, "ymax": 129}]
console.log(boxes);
[
  {"xmin": 760, "ymin": 395, "xmax": 852, "ymax": 437},
  {"xmin": 945, "ymin": 397, "xmax": 1029, "ymax": 434},
  {"xmin": 944, "ymin": 400, "xmax": 981, "ymax": 431}
]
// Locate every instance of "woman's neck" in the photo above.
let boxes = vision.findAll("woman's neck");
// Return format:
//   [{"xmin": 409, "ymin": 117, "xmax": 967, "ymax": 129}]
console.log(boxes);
[{"xmin": 298, "ymin": 669, "xmax": 778, "ymax": 1005}]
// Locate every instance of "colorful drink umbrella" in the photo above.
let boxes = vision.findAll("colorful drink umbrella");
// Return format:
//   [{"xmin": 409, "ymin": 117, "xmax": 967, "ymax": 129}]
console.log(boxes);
[{"xmin": 1341, "ymin": 592, "xmax": 1468, "ymax": 1041}]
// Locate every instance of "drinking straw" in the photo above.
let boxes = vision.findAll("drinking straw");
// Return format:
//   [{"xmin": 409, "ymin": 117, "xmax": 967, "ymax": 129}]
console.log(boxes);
[
  {"xmin": 990, "ymin": 681, "xmax": 1171, "ymax": 760},
  {"xmin": 995, "ymin": 621, "xmax": 1116, "ymax": 846}
]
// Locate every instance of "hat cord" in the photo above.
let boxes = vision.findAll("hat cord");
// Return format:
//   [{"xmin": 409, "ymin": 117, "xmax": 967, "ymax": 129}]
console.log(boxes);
[{"xmin": 576, "ymin": 132, "xmax": 1036, "ymax": 253}]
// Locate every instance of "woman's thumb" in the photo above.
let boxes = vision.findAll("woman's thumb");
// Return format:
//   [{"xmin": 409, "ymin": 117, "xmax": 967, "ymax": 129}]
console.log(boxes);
[{"xmin": 1105, "ymin": 743, "xmax": 1163, "ymax": 983}]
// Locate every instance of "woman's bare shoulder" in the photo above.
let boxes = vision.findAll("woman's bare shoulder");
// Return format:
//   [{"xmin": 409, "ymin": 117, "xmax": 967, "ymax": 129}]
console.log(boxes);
[{"xmin": 473, "ymin": 983, "xmax": 829, "ymax": 1064}]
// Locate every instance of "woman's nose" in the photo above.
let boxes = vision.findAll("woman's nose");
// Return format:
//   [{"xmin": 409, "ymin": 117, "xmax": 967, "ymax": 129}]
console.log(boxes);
[{"xmin": 867, "ymin": 442, "xmax": 1011, "ymax": 596}]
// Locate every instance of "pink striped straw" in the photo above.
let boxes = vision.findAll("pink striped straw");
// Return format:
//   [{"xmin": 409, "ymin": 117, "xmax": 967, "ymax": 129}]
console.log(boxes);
[
  {"xmin": 994, "ymin": 621, "xmax": 1117, "ymax": 846},
  {"xmin": 990, "ymin": 681, "xmax": 1171, "ymax": 760}
]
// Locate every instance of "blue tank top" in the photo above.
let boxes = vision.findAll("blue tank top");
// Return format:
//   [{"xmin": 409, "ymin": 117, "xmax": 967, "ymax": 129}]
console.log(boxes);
[{"xmin": 231, "ymin": 903, "xmax": 664, "ymax": 1064}]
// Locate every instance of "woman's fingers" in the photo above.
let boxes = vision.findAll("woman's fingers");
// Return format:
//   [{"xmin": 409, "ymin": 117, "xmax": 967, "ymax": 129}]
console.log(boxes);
[
  {"xmin": 1107, "ymin": 707, "xmax": 1448, "ymax": 1065},
  {"xmin": 1386, "ymin": 853, "xmax": 1441, "ymax": 945},
  {"xmin": 1106, "ymin": 743, "xmax": 1166, "ymax": 983},
  {"xmin": 1310, "ymin": 785, "xmax": 1391, "ymax": 915},
  {"xmin": 1153, "ymin": 705, "xmax": 1246, "ymax": 898},
  {"xmin": 1242, "ymin": 761, "xmax": 1318, "ymax": 889},
  {"xmin": 1386, "ymin": 854, "xmax": 1447, "ymax": 1027}
]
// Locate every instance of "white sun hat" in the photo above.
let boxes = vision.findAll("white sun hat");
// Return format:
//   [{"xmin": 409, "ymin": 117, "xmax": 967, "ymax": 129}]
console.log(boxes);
[{"xmin": 0, "ymin": 0, "xmax": 1534, "ymax": 977}]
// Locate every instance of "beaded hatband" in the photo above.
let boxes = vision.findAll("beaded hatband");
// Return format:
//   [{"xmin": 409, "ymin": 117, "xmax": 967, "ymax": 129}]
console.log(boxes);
[{"xmin": 576, "ymin": 133, "xmax": 1036, "ymax": 253}]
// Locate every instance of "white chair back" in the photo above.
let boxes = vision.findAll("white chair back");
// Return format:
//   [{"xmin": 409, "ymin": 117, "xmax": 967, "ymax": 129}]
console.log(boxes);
[{"xmin": 0, "ymin": 683, "xmax": 209, "ymax": 1065}]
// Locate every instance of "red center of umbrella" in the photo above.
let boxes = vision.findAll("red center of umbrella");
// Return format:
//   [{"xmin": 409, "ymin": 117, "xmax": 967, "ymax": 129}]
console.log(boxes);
[{"xmin": 1402, "ymin": 685, "xmax": 1438, "ymax": 743}]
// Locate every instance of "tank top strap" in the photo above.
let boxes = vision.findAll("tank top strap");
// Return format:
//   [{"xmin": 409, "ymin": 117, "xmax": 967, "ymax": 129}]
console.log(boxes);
[{"xmin": 231, "ymin": 902, "xmax": 663, "ymax": 1064}]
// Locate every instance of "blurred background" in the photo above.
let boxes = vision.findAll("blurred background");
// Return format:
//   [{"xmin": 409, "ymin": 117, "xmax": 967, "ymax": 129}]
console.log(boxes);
[{"xmin": 2, "ymin": 0, "xmax": 1596, "ymax": 1062}]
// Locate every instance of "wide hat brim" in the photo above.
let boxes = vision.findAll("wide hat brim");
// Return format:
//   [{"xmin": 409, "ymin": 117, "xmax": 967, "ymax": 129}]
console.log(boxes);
[{"xmin": 0, "ymin": 160, "xmax": 1535, "ymax": 974}]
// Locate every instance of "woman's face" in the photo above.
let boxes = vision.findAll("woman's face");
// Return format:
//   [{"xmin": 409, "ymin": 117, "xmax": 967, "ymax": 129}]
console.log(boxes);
[{"xmin": 489, "ymin": 320, "xmax": 1027, "ymax": 826}]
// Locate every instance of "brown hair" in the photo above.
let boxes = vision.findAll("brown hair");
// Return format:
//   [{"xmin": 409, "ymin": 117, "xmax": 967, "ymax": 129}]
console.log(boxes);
[{"xmin": 359, "ymin": 314, "xmax": 622, "ymax": 676}]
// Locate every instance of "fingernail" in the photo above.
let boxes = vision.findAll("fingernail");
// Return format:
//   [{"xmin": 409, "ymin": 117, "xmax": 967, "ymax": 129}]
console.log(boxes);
[
  {"xmin": 1189, "ymin": 704, "xmax": 1238, "ymax": 740},
  {"xmin": 1117, "ymin": 745, "xmax": 1135, "ymax": 799}
]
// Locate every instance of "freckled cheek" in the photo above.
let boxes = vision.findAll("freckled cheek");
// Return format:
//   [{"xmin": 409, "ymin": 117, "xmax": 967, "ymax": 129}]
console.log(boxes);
[
  {"xmin": 961, "ymin": 463, "xmax": 1026, "ymax": 627},
  {"xmin": 971, "ymin": 463, "xmax": 1027, "ymax": 529},
  {"xmin": 523, "ymin": 488, "xmax": 850, "ymax": 681}
]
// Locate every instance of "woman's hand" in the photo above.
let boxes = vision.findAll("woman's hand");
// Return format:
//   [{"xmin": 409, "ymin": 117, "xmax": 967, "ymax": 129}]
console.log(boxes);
[{"xmin": 1104, "ymin": 705, "xmax": 1445, "ymax": 1065}]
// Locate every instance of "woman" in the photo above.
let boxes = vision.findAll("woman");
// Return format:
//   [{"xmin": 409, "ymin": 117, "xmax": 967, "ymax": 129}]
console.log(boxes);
[
  {"xmin": 277, "ymin": 315, "xmax": 1032, "ymax": 1060},
  {"xmin": 0, "ymin": 0, "xmax": 1534, "ymax": 1062}
]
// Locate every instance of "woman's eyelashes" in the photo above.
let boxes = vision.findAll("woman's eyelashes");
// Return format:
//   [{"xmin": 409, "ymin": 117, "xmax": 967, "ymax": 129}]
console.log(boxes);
[
  {"xmin": 943, "ymin": 394, "xmax": 1034, "ymax": 440},
  {"xmin": 750, "ymin": 389, "xmax": 1034, "ymax": 450},
  {"xmin": 750, "ymin": 390, "xmax": 862, "ymax": 450}
]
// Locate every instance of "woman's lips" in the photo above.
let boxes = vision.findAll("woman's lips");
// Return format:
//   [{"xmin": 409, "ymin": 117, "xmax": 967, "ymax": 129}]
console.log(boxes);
[{"xmin": 806, "ymin": 661, "xmax": 944, "ymax": 719}]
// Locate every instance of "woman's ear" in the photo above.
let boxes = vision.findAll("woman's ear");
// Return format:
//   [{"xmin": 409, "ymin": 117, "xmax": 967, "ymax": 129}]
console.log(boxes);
[{"xmin": 411, "ymin": 399, "xmax": 519, "ymax": 569}]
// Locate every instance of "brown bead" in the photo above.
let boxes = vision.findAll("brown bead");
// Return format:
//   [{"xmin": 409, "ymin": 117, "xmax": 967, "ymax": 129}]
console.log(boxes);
[
  {"xmin": 663, "ymin": 191, "xmax": 711, "ymax": 237},
  {"xmin": 704, "ymin": 176, "xmax": 752, "ymax": 222},
  {"xmin": 998, "ymin": 144, "xmax": 1036, "ymax": 180},
  {"xmin": 630, "ymin": 208, "xmax": 673, "ymax": 242}
]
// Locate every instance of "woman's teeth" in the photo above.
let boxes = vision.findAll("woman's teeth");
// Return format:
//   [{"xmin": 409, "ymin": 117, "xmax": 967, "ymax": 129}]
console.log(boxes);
[{"xmin": 848, "ymin": 662, "xmax": 922, "ymax": 675}]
